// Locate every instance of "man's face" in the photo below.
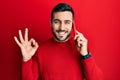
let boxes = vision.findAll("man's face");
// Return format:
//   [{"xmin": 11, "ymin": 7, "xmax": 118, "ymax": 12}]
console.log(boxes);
[{"xmin": 51, "ymin": 11, "xmax": 73, "ymax": 42}]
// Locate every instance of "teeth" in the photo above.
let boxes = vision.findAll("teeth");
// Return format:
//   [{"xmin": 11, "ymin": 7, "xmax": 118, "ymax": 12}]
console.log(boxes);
[{"xmin": 59, "ymin": 32, "xmax": 65, "ymax": 35}]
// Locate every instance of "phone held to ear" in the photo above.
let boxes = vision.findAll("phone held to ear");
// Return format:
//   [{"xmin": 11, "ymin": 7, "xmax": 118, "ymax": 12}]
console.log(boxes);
[{"xmin": 73, "ymin": 22, "xmax": 76, "ymax": 36}]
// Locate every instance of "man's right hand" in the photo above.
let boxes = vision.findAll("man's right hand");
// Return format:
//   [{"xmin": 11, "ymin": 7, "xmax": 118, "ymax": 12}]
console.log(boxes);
[{"xmin": 14, "ymin": 28, "xmax": 39, "ymax": 62}]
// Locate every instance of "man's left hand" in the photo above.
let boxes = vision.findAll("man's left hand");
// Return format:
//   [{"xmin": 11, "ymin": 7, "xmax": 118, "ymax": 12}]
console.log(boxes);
[{"xmin": 74, "ymin": 31, "xmax": 88, "ymax": 56}]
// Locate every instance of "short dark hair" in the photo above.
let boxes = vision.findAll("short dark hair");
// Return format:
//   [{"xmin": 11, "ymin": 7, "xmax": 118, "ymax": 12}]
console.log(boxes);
[{"xmin": 51, "ymin": 3, "xmax": 74, "ymax": 21}]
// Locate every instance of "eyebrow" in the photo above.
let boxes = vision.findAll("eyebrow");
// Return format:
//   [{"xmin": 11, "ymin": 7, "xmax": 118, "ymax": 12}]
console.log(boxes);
[
  {"xmin": 53, "ymin": 19, "xmax": 72, "ymax": 22},
  {"xmin": 64, "ymin": 20, "xmax": 72, "ymax": 22},
  {"xmin": 53, "ymin": 19, "xmax": 61, "ymax": 22}
]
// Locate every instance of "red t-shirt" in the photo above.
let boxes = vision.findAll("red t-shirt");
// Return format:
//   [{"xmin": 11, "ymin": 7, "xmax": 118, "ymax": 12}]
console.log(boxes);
[{"xmin": 22, "ymin": 38, "xmax": 102, "ymax": 80}]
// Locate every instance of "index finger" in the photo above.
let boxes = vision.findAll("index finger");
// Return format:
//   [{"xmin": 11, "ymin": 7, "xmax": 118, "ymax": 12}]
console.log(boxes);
[
  {"xmin": 76, "ymin": 31, "xmax": 86, "ymax": 40},
  {"xmin": 14, "ymin": 36, "xmax": 22, "ymax": 47}
]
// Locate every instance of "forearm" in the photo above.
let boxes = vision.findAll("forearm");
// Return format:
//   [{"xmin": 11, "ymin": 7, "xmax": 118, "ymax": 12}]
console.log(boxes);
[
  {"xmin": 22, "ymin": 57, "xmax": 39, "ymax": 80},
  {"xmin": 81, "ymin": 55, "xmax": 103, "ymax": 80}
]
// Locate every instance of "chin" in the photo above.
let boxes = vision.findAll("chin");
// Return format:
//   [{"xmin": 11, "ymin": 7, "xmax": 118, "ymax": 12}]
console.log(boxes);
[
  {"xmin": 58, "ymin": 39, "xmax": 66, "ymax": 42},
  {"xmin": 53, "ymin": 31, "xmax": 71, "ymax": 42},
  {"xmin": 56, "ymin": 36, "xmax": 70, "ymax": 42}
]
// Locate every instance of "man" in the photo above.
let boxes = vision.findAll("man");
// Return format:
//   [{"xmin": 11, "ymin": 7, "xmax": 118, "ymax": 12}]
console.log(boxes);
[{"xmin": 14, "ymin": 3, "xmax": 102, "ymax": 80}]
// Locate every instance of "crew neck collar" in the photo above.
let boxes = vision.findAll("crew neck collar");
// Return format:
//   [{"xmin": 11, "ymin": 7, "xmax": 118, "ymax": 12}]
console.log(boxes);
[
  {"xmin": 52, "ymin": 38, "xmax": 71, "ymax": 46},
  {"xmin": 51, "ymin": 37, "xmax": 74, "ymax": 47}
]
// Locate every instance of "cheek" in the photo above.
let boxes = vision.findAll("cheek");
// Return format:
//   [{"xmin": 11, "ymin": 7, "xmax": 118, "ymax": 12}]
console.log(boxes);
[
  {"xmin": 52, "ymin": 24, "xmax": 59, "ymax": 31},
  {"xmin": 67, "ymin": 26, "xmax": 72, "ymax": 32}
]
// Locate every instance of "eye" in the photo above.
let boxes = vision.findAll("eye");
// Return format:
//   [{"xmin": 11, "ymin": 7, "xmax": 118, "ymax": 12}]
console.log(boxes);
[
  {"xmin": 53, "ymin": 20, "xmax": 60, "ymax": 24},
  {"xmin": 54, "ymin": 21, "xmax": 59, "ymax": 24},
  {"xmin": 65, "ymin": 21, "xmax": 71, "ymax": 24}
]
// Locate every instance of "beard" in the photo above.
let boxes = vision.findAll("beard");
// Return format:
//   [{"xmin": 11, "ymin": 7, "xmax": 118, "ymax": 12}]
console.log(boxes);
[{"xmin": 52, "ymin": 28, "xmax": 72, "ymax": 42}]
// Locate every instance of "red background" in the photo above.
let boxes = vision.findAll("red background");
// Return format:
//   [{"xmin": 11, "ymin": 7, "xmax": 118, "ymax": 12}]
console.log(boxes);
[{"xmin": 0, "ymin": 0, "xmax": 120, "ymax": 80}]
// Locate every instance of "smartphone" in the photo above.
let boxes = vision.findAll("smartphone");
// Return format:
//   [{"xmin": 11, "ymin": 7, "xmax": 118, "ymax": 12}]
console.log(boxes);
[{"xmin": 73, "ymin": 22, "xmax": 76, "ymax": 36}]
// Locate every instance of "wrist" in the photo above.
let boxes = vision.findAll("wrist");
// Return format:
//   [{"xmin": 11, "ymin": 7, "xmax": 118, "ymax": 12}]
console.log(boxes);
[
  {"xmin": 80, "ymin": 51, "xmax": 88, "ymax": 56},
  {"xmin": 80, "ymin": 51, "xmax": 91, "ymax": 59},
  {"xmin": 23, "ymin": 56, "xmax": 31, "ymax": 62}
]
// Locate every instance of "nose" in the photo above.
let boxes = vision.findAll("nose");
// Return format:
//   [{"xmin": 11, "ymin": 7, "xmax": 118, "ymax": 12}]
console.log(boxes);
[{"xmin": 59, "ymin": 22, "xmax": 65, "ymax": 30}]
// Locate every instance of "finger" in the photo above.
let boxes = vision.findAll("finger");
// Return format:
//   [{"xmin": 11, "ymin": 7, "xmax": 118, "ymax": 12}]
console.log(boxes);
[
  {"xmin": 14, "ymin": 36, "xmax": 21, "ymax": 47},
  {"xmin": 76, "ymin": 31, "xmax": 86, "ymax": 40},
  {"xmin": 77, "ymin": 41, "xmax": 83, "ymax": 47},
  {"xmin": 19, "ymin": 30, "xmax": 24, "ymax": 43},
  {"xmin": 34, "ymin": 42, "xmax": 39, "ymax": 48},
  {"xmin": 76, "ymin": 31, "xmax": 82, "ymax": 36},
  {"xmin": 74, "ymin": 34, "xmax": 85, "ymax": 42},
  {"xmin": 77, "ymin": 36, "xmax": 82, "ymax": 42},
  {"xmin": 76, "ymin": 30, "xmax": 80, "ymax": 34},
  {"xmin": 77, "ymin": 41, "xmax": 82, "ymax": 48},
  {"xmin": 25, "ymin": 28, "xmax": 28, "ymax": 42},
  {"xmin": 29, "ymin": 38, "xmax": 34, "ymax": 43},
  {"xmin": 29, "ymin": 38, "xmax": 35, "ymax": 46},
  {"xmin": 76, "ymin": 35, "xmax": 86, "ymax": 46},
  {"xmin": 29, "ymin": 38, "xmax": 39, "ymax": 48},
  {"xmin": 74, "ymin": 34, "xmax": 79, "ymax": 40},
  {"xmin": 76, "ymin": 31, "xmax": 84, "ymax": 37},
  {"xmin": 77, "ymin": 31, "xmax": 86, "ymax": 39},
  {"xmin": 74, "ymin": 30, "xmax": 82, "ymax": 40},
  {"xmin": 33, "ymin": 39, "xmax": 36, "ymax": 46},
  {"xmin": 75, "ymin": 33, "xmax": 82, "ymax": 41}
]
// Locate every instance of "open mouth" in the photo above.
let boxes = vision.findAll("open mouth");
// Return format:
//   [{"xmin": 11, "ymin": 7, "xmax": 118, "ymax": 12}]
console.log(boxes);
[
  {"xmin": 56, "ymin": 30, "xmax": 68, "ymax": 37},
  {"xmin": 55, "ymin": 30, "xmax": 68, "ymax": 39},
  {"xmin": 58, "ymin": 31, "xmax": 66, "ymax": 35}
]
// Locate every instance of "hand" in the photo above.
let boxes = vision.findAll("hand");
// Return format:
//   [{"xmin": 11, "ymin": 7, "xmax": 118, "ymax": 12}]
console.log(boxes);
[
  {"xmin": 14, "ymin": 28, "xmax": 39, "ymax": 62},
  {"xmin": 74, "ymin": 31, "xmax": 88, "ymax": 56}
]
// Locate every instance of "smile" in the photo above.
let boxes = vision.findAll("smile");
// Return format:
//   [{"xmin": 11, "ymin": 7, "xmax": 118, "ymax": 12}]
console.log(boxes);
[{"xmin": 58, "ymin": 31, "xmax": 66, "ymax": 35}]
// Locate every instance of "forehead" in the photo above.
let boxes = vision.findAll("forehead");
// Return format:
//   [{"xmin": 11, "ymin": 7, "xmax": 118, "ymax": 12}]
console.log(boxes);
[{"xmin": 53, "ymin": 11, "xmax": 73, "ymax": 21}]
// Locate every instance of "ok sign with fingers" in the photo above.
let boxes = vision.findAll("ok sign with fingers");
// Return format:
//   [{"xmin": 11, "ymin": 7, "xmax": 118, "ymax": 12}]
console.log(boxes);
[{"xmin": 14, "ymin": 28, "xmax": 39, "ymax": 62}]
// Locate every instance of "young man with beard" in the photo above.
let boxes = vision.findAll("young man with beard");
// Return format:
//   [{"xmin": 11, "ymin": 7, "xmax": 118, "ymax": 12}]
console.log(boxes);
[{"xmin": 14, "ymin": 3, "xmax": 102, "ymax": 80}]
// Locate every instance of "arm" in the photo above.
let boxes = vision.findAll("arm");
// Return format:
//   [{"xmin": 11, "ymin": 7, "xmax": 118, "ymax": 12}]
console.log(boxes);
[
  {"xmin": 81, "ymin": 55, "xmax": 103, "ymax": 80},
  {"xmin": 74, "ymin": 31, "xmax": 103, "ymax": 80},
  {"xmin": 14, "ymin": 28, "xmax": 39, "ymax": 80},
  {"xmin": 22, "ymin": 54, "xmax": 40, "ymax": 80}
]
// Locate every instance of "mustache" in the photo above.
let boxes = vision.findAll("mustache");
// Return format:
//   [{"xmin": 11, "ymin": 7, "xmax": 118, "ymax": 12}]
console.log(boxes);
[{"xmin": 56, "ymin": 30, "xmax": 66, "ymax": 33}]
